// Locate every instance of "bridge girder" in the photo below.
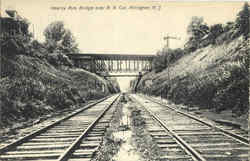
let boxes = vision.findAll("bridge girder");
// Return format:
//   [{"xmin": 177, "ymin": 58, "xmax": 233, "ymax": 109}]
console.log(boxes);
[{"xmin": 67, "ymin": 53, "xmax": 155, "ymax": 73}]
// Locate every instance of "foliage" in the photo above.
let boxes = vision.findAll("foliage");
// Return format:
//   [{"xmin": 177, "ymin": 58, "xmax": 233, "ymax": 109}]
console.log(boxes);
[
  {"xmin": 139, "ymin": 58, "xmax": 249, "ymax": 115},
  {"xmin": 236, "ymin": 2, "xmax": 250, "ymax": 40},
  {"xmin": 30, "ymin": 40, "xmax": 45, "ymax": 50},
  {"xmin": 208, "ymin": 24, "xmax": 224, "ymax": 44},
  {"xmin": 46, "ymin": 53, "xmax": 73, "ymax": 67},
  {"xmin": 134, "ymin": 3, "xmax": 249, "ymax": 117},
  {"xmin": 152, "ymin": 51, "xmax": 167, "ymax": 73},
  {"xmin": 0, "ymin": 75, "xmax": 48, "ymax": 126},
  {"xmin": 185, "ymin": 17, "xmax": 210, "ymax": 52},
  {"xmin": 212, "ymin": 63, "xmax": 249, "ymax": 114},
  {"xmin": 46, "ymin": 84, "xmax": 74, "ymax": 109},
  {"xmin": 43, "ymin": 21, "xmax": 79, "ymax": 54},
  {"xmin": 187, "ymin": 16, "xmax": 209, "ymax": 39},
  {"xmin": 137, "ymin": 36, "xmax": 249, "ymax": 116},
  {"xmin": 0, "ymin": 18, "xmax": 32, "ymax": 49},
  {"xmin": 223, "ymin": 22, "xmax": 235, "ymax": 32},
  {"xmin": 152, "ymin": 48, "xmax": 185, "ymax": 73},
  {"xmin": 184, "ymin": 3, "xmax": 249, "ymax": 52},
  {"xmin": 0, "ymin": 16, "xmax": 120, "ymax": 128},
  {"xmin": 0, "ymin": 53, "xmax": 117, "ymax": 128}
]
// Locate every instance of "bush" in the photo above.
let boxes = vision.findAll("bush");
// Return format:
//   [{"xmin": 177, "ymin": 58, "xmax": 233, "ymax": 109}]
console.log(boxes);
[
  {"xmin": 45, "ymin": 85, "xmax": 74, "ymax": 109},
  {"xmin": 3, "ymin": 76, "xmax": 45, "ymax": 102},
  {"xmin": 212, "ymin": 63, "xmax": 248, "ymax": 114}
]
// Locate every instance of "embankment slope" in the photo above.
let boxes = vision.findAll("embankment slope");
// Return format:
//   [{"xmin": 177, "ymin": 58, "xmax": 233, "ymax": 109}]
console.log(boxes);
[
  {"xmin": 0, "ymin": 41, "xmax": 120, "ymax": 128},
  {"xmin": 135, "ymin": 37, "xmax": 249, "ymax": 127}
]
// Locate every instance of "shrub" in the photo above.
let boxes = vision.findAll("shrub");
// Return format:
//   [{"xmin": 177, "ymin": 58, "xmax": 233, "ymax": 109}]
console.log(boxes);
[
  {"xmin": 45, "ymin": 84, "xmax": 77, "ymax": 109},
  {"xmin": 3, "ymin": 76, "xmax": 45, "ymax": 102},
  {"xmin": 212, "ymin": 63, "xmax": 249, "ymax": 114}
]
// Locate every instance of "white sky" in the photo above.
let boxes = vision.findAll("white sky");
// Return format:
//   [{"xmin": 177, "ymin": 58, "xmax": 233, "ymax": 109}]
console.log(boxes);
[{"xmin": 1, "ymin": 0, "xmax": 245, "ymax": 91}]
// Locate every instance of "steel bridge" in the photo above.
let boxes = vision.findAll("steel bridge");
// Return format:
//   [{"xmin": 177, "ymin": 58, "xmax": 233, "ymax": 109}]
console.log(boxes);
[{"xmin": 67, "ymin": 53, "xmax": 155, "ymax": 74}]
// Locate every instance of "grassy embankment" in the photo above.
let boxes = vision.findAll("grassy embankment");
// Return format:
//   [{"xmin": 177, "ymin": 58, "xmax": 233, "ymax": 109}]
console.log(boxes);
[
  {"xmin": 132, "ymin": 4, "xmax": 249, "ymax": 123},
  {"xmin": 0, "ymin": 39, "xmax": 120, "ymax": 131},
  {"xmin": 134, "ymin": 36, "xmax": 249, "ymax": 128}
]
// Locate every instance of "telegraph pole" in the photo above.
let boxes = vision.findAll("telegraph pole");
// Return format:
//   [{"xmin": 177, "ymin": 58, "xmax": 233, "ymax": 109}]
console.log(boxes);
[
  {"xmin": 163, "ymin": 34, "xmax": 181, "ymax": 49},
  {"xmin": 163, "ymin": 34, "xmax": 180, "ymax": 98}
]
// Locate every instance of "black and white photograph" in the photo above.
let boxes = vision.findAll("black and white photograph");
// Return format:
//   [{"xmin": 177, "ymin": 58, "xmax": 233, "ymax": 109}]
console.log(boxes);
[{"xmin": 0, "ymin": 0, "xmax": 249, "ymax": 161}]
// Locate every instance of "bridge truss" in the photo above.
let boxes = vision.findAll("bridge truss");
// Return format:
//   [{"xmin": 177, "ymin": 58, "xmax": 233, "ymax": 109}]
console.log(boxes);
[{"xmin": 67, "ymin": 53, "xmax": 155, "ymax": 73}]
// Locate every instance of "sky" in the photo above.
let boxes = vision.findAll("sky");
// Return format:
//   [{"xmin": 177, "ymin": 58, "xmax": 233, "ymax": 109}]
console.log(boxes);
[{"xmin": 1, "ymin": 0, "xmax": 245, "ymax": 91}]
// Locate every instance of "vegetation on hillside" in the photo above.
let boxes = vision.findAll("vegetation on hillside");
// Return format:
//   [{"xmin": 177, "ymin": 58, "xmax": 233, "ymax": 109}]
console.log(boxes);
[
  {"xmin": 152, "ymin": 3, "xmax": 249, "ymax": 74},
  {"xmin": 132, "ymin": 2, "xmax": 249, "ymax": 117},
  {"xmin": 152, "ymin": 48, "xmax": 185, "ymax": 73},
  {"xmin": 0, "ymin": 17, "xmax": 119, "ymax": 128}
]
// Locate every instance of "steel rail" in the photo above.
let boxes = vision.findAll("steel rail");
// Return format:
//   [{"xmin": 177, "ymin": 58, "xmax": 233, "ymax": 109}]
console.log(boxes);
[
  {"xmin": 129, "ymin": 95, "xmax": 207, "ymax": 161},
  {"xmin": 141, "ymin": 94, "xmax": 249, "ymax": 145},
  {"xmin": 0, "ymin": 94, "xmax": 115, "ymax": 154},
  {"xmin": 57, "ymin": 94, "xmax": 120, "ymax": 161}
]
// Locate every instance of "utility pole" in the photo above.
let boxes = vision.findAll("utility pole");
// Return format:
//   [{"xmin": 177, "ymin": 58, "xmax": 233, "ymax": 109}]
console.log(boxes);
[
  {"xmin": 163, "ymin": 34, "xmax": 181, "ymax": 99},
  {"xmin": 33, "ymin": 24, "xmax": 35, "ymax": 40},
  {"xmin": 163, "ymin": 34, "xmax": 181, "ymax": 49}
]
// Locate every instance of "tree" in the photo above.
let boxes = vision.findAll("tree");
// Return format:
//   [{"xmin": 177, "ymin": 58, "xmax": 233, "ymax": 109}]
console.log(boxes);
[
  {"xmin": 187, "ymin": 16, "xmax": 209, "ymax": 40},
  {"xmin": 43, "ymin": 21, "xmax": 79, "ymax": 53},
  {"xmin": 59, "ymin": 30, "xmax": 79, "ymax": 53},
  {"xmin": 236, "ymin": 2, "xmax": 250, "ymax": 40},
  {"xmin": 186, "ymin": 16, "xmax": 209, "ymax": 51}
]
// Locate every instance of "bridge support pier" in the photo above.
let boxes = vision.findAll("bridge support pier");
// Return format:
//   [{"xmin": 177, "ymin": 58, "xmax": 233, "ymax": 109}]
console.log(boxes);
[{"xmin": 135, "ymin": 72, "xmax": 142, "ymax": 93}]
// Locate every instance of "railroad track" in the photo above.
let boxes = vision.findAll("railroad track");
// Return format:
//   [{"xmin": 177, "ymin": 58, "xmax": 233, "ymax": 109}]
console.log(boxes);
[
  {"xmin": 0, "ymin": 94, "xmax": 121, "ymax": 161},
  {"xmin": 129, "ymin": 94, "xmax": 249, "ymax": 161},
  {"xmin": 143, "ymin": 94, "xmax": 248, "ymax": 139}
]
